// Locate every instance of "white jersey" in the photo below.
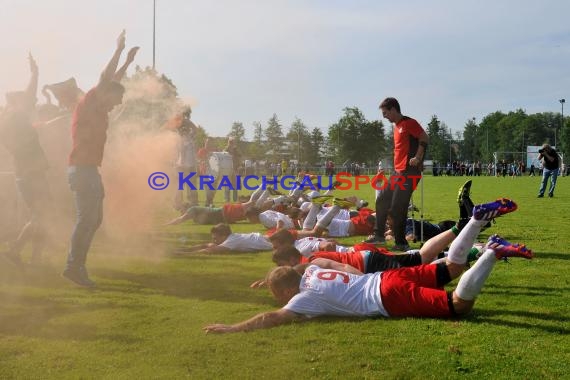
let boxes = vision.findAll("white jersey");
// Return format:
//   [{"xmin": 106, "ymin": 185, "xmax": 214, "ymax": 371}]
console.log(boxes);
[
  {"xmin": 219, "ymin": 233, "xmax": 272, "ymax": 252},
  {"xmin": 258, "ymin": 210, "xmax": 295, "ymax": 230},
  {"xmin": 325, "ymin": 219, "xmax": 351, "ymax": 237},
  {"xmin": 294, "ymin": 237, "xmax": 350, "ymax": 257},
  {"xmin": 284, "ymin": 265, "xmax": 388, "ymax": 318}
]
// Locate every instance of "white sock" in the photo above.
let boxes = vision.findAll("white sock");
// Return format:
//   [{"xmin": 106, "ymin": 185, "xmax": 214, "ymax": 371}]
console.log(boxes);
[
  {"xmin": 455, "ymin": 249, "xmax": 497, "ymax": 301},
  {"xmin": 250, "ymin": 187, "xmax": 264, "ymax": 202},
  {"xmin": 316, "ymin": 205, "xmax": 340, "ymax": 229},
  {"xmin": 303, "ymin": 204, "xmax": 321, "ymax": 230},
  {"xmin": 447, "ymin": 217, "xmax": 487, "ymax": 264},
  {"xmin": 255, "ymin": 190, "xmax": 270, "ymax": 208}
]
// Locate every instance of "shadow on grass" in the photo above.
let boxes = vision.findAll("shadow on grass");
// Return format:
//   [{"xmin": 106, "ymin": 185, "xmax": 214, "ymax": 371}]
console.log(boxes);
[
  {"xmin": 95, "ymin": 267, "xmax": 272, "ymax": 305},
  {"xmin": 482, "ymin": 284, "xmax": 570, "ymax": 297},
  {"xmin": 0, "ymin": 292, "xmax": 144, "ymax": 343},
  {"xmin": 468, "ymin": 309, "xmax": 569, "ymax": 334},
  {"xmin": 535, "ymin": 252, "xmax": 570, "ymax": 260}
]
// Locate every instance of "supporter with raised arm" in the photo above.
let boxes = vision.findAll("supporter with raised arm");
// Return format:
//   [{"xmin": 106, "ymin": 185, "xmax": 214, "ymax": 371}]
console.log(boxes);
[
  {"xmin": 63, "ymin": 31, "xmax": 139, "ymax": 287},
  {"xmin": 0, "ymin": 53, "xmax": 51, "ymax": 265}
]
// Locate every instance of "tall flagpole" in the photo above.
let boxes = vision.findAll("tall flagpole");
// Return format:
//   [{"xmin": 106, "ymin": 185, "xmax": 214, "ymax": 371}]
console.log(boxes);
[{"xmin": 153, "ymin": 0, "xmax": 156, "ymax": 70}]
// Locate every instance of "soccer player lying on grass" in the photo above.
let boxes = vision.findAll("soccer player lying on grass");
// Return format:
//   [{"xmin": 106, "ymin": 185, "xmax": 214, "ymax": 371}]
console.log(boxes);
[
  {"xmin": 165, "ymin": 186, "xmax": 294, "ymax": 225},
  {"xmin": 175, "ymin": 223, "xmax": 272, "ymax": 254},
  {"xmin": 204, "ymin": 198, "xmax": 533, "ymax": 333},
  {"xmin": 267, "ymin": 228, "xmax": 350, "ymax": 256},
  {"xmin": 250, "ymin": 219, "xmax": 483, "ymax": 288},
  {"xmin": 293, "ymin": 196, "xmax": 376, "ymax": 240}
]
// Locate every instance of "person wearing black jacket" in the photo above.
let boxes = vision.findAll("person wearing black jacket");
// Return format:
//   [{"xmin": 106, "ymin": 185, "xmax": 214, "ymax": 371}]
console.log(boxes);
[{"xmin": 537, "ymin": 144, "xmax": 560, "ymax": 198}]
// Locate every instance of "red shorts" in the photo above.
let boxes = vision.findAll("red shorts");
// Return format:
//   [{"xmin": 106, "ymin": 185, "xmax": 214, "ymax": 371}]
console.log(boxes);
[{"xmin": 380, "ymin": 265, "xmax": 452, "ymax": 318}]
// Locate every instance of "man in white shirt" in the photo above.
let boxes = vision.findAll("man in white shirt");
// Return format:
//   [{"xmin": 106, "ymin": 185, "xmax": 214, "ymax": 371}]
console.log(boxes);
[{"xmin": 204, "ymin": 198, "xmax": 532, "ymax": 333}]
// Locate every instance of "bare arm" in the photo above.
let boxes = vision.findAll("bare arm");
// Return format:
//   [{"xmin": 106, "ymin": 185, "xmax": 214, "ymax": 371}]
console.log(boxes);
[
  {"xmin": 113, "ymin": 46, "xmax": 140, "ymax": 81},
  {"xmin": 196, "ymin": 245, "xmax": 232, "ymax": 254},
  {"xmin": 25, "ymin": 53, "xmax": 39, "ymax": 99},
  {"xmin": 99, "ymin": 30, "xmax": 126, "ymax": 85},
  {"xmin": 410, "ymin": 131, "xmax": 429, "ymax": 167},
  {"xmin": 164, "ymin": 210, "xmax": 194, "ymax": 225},
  {"xmin": 204, "ymin": 308, "xmax": 301, "ymax": 334},
  {"xmin": 310, "ymin": 258, "xmax": 363, "ymax": 275},
  {"xmin": 250, "ymin": 278, "xmax": 267, "ymax": 288}
]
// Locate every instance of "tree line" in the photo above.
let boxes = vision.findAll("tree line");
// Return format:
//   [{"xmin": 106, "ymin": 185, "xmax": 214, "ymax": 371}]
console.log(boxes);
[{"xmin": 117, "ymin": 68, "xmax": 568, "ymax": 167}]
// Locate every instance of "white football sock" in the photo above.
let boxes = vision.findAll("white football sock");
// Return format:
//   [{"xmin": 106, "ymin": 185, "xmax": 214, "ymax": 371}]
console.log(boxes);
[
  {"xmin": 302, "ymin": 204, "xmax": 321, "ymax": 230},
  {"xmin": 446, "ymin": 217, "xmax": 487, "ymax": 264},
  {"xmin": 455, "ymin": 248, "xmax": 497, "ymax": 301}
]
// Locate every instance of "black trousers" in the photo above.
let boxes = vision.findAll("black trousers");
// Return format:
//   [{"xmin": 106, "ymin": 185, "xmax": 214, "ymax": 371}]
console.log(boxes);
[{"xmin": 374, "ymin": 170, "xmax": 421, "ymax": 245}]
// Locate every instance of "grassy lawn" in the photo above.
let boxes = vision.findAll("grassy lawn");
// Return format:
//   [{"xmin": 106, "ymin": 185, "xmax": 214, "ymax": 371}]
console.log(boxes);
[{"xmin": 1, "ymin": 175, "xmax": 568, "ymax": 379}]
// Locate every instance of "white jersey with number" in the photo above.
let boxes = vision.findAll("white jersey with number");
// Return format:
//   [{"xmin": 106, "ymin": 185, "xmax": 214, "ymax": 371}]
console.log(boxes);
[
  {"xmin": 258, "ymin": 210, "xmax": 295, "ymax": 230},
  {"xmin": 294, "ymin": 237, "xmax": 349, "ymax": 257},
  {"xmin": 284, "ymin": 265, "xmax": 388, "ymax": 318},
  {"xmin": 219, "ymin": 233, "xmax": 272, "ymax": 251}
]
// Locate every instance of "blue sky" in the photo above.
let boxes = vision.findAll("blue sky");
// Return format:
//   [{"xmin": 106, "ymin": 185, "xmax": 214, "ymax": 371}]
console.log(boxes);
[{"xmin": 2, "ymin": 0, "xmax": 569, "ymax": 138}]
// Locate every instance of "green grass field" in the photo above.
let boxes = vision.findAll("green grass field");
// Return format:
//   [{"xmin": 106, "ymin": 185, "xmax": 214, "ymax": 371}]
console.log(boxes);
[{"xmin": 1, "ymin": 176, "xmax": 569, "ymax": 379}]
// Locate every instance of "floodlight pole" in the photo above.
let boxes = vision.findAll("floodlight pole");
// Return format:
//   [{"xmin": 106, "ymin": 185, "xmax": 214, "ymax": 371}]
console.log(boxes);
[
  {"xmin": 554, "ymin": 99, "xmax": 566, "ymax": 148},
  {"xmin": 153, "ymin": 0, "xmax": 156, "ymax": 70}
]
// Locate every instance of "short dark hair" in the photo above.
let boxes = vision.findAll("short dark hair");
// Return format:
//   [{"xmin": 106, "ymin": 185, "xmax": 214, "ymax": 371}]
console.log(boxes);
[
  {"xmin": 268, "ymin": 228, "xmax": 296, "ymax": 246},
  {"xmin": 211, "ymin": 223, "xmax": 232, "ymax": 237},
  {"xmin": 379, "ymin": 97, "xmax": 401, "ymax": 113},
  {"xmin": 272, "ymin": 246, "xmax": 302, "ymax": 264}
]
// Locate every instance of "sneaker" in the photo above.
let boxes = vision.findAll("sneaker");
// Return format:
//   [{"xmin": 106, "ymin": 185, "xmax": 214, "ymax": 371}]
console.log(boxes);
[
  {"xmin": 457, "ymin": 180, "xmax": 472, "ymax": 204},
  {"xmin": 363, "ymin": 234, "xmax": 386, "ymax": 244},
  {"xmin": 487, "ymin": 234, "xmax": 533, "ymax": 260},
  {"xmin": 62, "ymin": 267, "xmax": 97, "ymax": 287},
  {"xmin": 392, "ymin": 243, "xmax": 411, "ymax": 252},
  {"xmin": 333, "ymin": 198, "xmax": 355, "ymax": 209},
  {"xmin": 311, "ymin": 195, "xmax": 334, "ymax": 205},
  {"xmin": 472, "ymin": 198, "xmax": 517, "ymax": 221}
]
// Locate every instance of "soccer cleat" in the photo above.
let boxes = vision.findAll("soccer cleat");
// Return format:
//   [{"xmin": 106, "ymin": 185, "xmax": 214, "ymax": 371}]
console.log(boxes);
[
  {"xmin": 457, "ymin": 180, "xmax": 472, "ymax": 205},
  {"xmin": 333, "ymin": 198, "xmax": 355, "ymax": 209},
  {"xmin": 311, "ymin": 195, "xmax": 334, "ymax": 205},
  {"xmin": 472, "ymin": 198, "xmax": 517, "ymax": 221},
  {"xmin": 488, "ymin": 234, "xmax": 533, "ymax": 260}
]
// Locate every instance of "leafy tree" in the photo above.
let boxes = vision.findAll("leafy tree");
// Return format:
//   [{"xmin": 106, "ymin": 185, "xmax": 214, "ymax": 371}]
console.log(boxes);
[
  {"xmin": 286, "ymin": 118, "xmax": 309, "ymax": 162},
  {"xmin": 247, "ymin": 121, "xmax": 265, "ymax": 160},
  {"xmin": 462, "ymin": 118, "xmax": 479, "ymax": 161},
  {"xmin": 264, "ymin": 114, "xmax": 285, "ymax": 161},
  {"xmin": 327, "ymin": 107, "xmax": 386, "ymax": 165},
  {"xmin": 228, "ymin": 121, "xmax": 246, "ymax": 142},
  {"xmin": 307, "ymin": 127, "xmax": 325, "ymax": 165}
]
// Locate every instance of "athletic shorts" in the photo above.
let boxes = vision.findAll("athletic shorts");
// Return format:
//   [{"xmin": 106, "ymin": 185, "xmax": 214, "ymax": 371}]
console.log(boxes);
[
  {"xmin": 380, "ymin": 265, "xmax": 452, "ymax": 318},
  {"xmin": 324, "ymin": 219, "xmax": 350, "ymax": 237},
  {"xmin": 366, "ymin": 251, "xmax": 422, "ymax": 272},
  {"xmin": 189, "ymin": 207, "xmax": 224, "ymax": 224}
]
